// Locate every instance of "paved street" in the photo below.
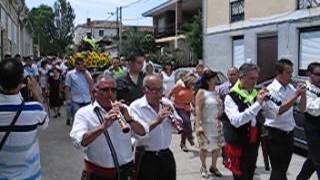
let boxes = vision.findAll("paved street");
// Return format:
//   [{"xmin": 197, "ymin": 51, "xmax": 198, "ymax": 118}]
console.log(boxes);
[{"xmin": 40, "ymin": 107, "xmax": 317, "ymax": 180}]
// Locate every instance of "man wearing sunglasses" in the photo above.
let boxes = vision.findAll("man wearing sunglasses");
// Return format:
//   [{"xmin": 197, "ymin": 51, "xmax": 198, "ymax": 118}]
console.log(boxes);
[
  {"xmin": 297, "ymin": 62, "xmax": 320, "ymax": 180},
  {"xmin": 65, "ymin": 57, "xmax": 94, "ymax": 125},
  {"xmin": 70, "ymin": 75, "xmax": 148, "ymax": 180}
]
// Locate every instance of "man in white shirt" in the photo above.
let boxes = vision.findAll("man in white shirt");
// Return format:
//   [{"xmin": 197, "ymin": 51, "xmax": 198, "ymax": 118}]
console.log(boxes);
[
  {"xmin": 223, "ymin": 63, "xmax": 270, "ymax": 180},
  {"xmin": 297, "ymin": 62, "xmax": 320, "ymax": 180},
  {"xmin": 130, "ymin": 75, "xmax": 182, "ymax": 180},
  {"xmin": 264, "ymin": 59, "xmax": 306, "ymax": 180},
  {"xmin": 70, "ymin": 75, "xmax": 148, "ymax": 180}
]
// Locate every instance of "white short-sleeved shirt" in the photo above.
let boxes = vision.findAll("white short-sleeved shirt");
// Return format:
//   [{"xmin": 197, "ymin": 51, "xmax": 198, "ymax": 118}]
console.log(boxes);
[
  {"xmin": 264, "ymin": 79, "xmax": 297, "ymax": 131},
  {"xmin": 0, "ymin": 93, "xmax": 49, "ymax": 180},
  {"xmin": 306, "ymin": 81, "xmax": 320, "ymax": 117},
  {"xmin": 65, "ymin": 69, "xmax": 92, "ymax": 103},
  {"xmin": 129, "ymin": 96, "xmax": 182, "ymax": 151},
  {"xmin": 70, "ymin": 101, "xmax": 148, "ymax": 168}
]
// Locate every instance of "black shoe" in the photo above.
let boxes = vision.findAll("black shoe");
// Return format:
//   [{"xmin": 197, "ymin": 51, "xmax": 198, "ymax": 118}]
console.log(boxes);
[
  {"xmin": 180, "ymin": 144, "xmax": 189, "ymax": 152},
  {"xmin": 66, "ymin": 119, "xmax": 70, "ymax": 125},
  {"xmin": 209, "ymin": 166, "xmax": 223, "ymax": 177},
  {"xmin": 58, "ymin": 112, "xmax": 61, "ymax": 117},
  {"xmin": 53, "ymin": 115, "xmax": 58, "ymax": 118}
]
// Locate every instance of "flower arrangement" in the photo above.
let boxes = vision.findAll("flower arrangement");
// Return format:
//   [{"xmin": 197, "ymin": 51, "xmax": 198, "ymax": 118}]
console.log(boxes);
[{"xmin": 68, "ymin": 51, "xmax": 112, "ymax": 69}]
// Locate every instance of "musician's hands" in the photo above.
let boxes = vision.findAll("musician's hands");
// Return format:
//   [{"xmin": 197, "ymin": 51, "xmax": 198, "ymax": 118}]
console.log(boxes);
[
  {"xmin": 101, "ymin": 110, "xmax": 118, "ymax": 130},
  {"xmin": 296, "ymin": 82, "xmax": 307, "ymax": 96},
  {"xmin": 157, "ymin": 107, "xmax": 171, "ymax": 122},
  {"xmin": 257, "ymin": 88, "xmax": 269, "ymax": 104}
]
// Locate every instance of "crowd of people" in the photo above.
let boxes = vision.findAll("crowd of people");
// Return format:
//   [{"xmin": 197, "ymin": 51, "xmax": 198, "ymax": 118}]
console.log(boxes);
[{"xmin": 0, "ymin": 51, "xmax": 320, "ymax": 180}]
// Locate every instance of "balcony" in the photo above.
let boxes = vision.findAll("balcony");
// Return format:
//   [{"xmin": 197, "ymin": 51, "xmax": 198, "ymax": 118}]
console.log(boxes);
[
  {"xmin": 298, "ymin": 0, "xmax": 320, "ymax": 9},
  {"xmin": 155, "ymin": 25, "xmax": 176, "ymax": 38},
  {"xmin": 230, "ymin": 0, "xmax": 245, "ymax": 23}
]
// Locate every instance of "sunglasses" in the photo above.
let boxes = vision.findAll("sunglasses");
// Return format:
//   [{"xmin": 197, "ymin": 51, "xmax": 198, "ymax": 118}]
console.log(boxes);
[{"xmin": 99, "ymin": 87, "xmax": 116, "ymax": 93}]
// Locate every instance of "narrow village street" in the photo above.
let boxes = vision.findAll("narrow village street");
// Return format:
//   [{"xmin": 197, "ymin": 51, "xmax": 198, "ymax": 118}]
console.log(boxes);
[{"xmin": 40, "ymin": 106, "xmax": 317, "ymax": 180}]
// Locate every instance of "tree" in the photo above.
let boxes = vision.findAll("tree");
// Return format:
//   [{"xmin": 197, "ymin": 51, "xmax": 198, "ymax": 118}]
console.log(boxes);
[
  {"xmin": 28, "ymin": 5, "xmax": 56, "ymax": 56},
  {"xmin": 53, "ymin": 0, "xmax": 75, "ymax": 56},
  {"xmin": 184, "ymin": 13, "xmax": 203, "ymax": 60},
  {"xmin": 120, "ymin": 28, "xmax": 156, "ymax": 57}
]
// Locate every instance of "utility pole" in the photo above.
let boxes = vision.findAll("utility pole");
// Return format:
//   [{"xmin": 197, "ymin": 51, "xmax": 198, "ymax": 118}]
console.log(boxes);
[
  {"xmin": 116, "ymin": 7, "xmax": 120, "ymax": 55},
  {"xmin": 119, "ymin": 7, "xmax": 122, "ymax": 55}
]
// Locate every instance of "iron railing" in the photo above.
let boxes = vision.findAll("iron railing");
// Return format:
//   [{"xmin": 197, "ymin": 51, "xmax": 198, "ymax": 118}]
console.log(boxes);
[
  {"xmin": 297, "ymin": 0, "xmax": 320, "ymax": 9},
  {"xmin": 230, "ymin": 0, "xmax": 245, "ymax": 23}
]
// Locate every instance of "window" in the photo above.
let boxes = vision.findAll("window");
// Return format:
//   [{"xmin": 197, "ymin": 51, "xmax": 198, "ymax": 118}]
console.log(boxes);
[
  {"xmin": 99, "ymin": 30, "xmax": 104, "ymax": 37},
  {"xmin": 232, "ymin": 36, "xmax": 245, "ymax": 68},
  {"xmin": 230, "ymin": 0, "xmax": 245, "ymax": 23},
  {"xmin": 297, "ymin": 0, "xmax": 320, "ymax": 9},
  {"xmin": 299, "ymin": 28, "xmax": 320, "ymax": 75}
]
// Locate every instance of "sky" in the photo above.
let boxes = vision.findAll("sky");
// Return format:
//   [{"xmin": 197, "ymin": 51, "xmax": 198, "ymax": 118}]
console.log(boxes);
[{"xmin": 25, "ymin": 0, "xmax": 167, "ymax": 26}]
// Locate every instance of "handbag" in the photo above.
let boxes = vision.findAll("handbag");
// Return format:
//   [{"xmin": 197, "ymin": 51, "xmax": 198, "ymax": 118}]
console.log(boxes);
[{"xmin": 0, "ymin": 100, "xmax": 25, "ymax": 151}]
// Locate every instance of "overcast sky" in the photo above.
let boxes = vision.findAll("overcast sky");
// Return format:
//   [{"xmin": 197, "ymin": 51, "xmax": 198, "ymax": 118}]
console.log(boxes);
[{"xmin": 25, "ymin": 0, "xmax": 167, "ymax": 26}]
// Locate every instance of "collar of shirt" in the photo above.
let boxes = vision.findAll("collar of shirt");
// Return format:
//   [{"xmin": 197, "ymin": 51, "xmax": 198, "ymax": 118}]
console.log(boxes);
[{"xmin": 0, "ymin": 93, "xmax": 23, "ymax": 104}]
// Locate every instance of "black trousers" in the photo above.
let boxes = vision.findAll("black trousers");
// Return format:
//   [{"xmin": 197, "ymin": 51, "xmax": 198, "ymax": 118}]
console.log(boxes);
[
  {"xmin": 233, "ymin": 143, "xmax": 259, "ymax": 180},
  {"xmin": 297, "ymin": 113, "xmax": 320, "ymax": 180},
  {"xmin": 266, "ymin": 127, "xmax": 294, "ymax": 180},
  {"xmin": 137, "ymin": 149, "xmax": 176, "ymax": 180}
]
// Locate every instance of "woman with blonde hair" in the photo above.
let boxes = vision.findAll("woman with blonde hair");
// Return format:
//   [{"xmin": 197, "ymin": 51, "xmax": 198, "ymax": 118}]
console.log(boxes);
[
  {"xmin": 195, "ymin": 69, "xmax": 224, "ymax": 178},
  {"xmin": 170, "ymin": 72, "xmax": 197, "ymax": 151}
]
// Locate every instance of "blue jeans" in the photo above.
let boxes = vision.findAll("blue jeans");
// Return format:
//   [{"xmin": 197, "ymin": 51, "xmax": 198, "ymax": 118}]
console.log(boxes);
[{"xmin": 71, "ymin": 101, "xmax": 91, "ymax": 118}]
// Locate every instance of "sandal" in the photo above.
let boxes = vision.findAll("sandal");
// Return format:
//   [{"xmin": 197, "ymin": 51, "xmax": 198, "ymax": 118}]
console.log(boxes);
[
  {"xmin": 209, "ymin": 166, "xmax": 223, "ymax": 177},
  {"xmin": 200, "ymin": 166, "xmax": 209, "ymax": 178}
]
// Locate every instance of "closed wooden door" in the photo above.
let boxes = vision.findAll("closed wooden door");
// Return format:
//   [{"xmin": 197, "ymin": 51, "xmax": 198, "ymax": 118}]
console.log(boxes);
[{"xmin": 257, "ymin": 35, "xmax": 278, "ymax": 83}]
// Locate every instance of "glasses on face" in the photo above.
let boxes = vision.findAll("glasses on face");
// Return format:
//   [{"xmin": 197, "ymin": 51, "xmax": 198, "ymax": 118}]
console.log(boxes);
[
  {"xmin": 145, "ymin": 86, "xmax": 163, "ymax": 93},
  {"xmin": 312, "ymin": 72, "xmax": 320, "ymax": 76},
  {"xmin": 76, "ymin": 62, "xmax": 84, "ymax": 66},
  {"xmin": 99, "ymin": 87, "xmax": 116, "ymax": 93}
]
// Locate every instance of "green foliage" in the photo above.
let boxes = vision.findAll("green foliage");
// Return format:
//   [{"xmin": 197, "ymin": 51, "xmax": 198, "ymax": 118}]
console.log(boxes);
[
  {"xmin": 28, "ymin": 5, "xmax": 56, "ymax": 55},
  {"xmin": 120, "ymin": 28, "xmax": 156, "ymax": 57},
  {"xmin": 28, "ymin": 0, "xmax": 75, "ymax": 56},
  {"xmin": 184, "ymin": 13, "xmax": 203, "ymax": 60},
  {"xmin": 53, "ymin": 0, "xmax": 76, "ymax": 56}
]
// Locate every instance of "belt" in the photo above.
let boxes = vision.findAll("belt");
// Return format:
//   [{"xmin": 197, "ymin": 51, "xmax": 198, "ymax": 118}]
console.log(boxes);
[
  {"xmin": 84, "ymin": 160, "xmax": 133, "ymax": 178},
  {"xmin": 73, "ymin": 101, "xmax": 91, "ymax": 107},
  {"xmin": 144, "ymin": 148, "xmax": 170, "ymax": 156},
  {"xmin": 265, "ymin": 126, "xmax": 293, "ymax": 135}
]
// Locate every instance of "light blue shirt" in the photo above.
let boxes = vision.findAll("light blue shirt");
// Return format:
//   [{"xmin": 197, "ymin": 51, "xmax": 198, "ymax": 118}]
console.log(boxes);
[{"xmin": 65, "ymin": 69, "xmax": 92, "ymax": 103}]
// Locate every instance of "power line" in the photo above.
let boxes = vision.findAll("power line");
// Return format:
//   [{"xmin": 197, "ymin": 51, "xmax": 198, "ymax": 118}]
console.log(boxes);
[{"xmin": 122, "ymin": 0, "xmax": 150, "ymax": 9}]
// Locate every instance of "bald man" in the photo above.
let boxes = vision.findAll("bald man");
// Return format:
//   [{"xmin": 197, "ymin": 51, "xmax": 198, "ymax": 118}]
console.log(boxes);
[
  {"xmin": 218, "ymin": 67, "xmax": 239, "ymax": 100},
  {"xmin": 130, "ymin": 75, "xmax": 182, "ymax": 180}
]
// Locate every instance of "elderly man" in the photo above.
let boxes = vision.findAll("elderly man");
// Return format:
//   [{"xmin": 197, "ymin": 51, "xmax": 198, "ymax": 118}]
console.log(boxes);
[
  {"xmin": 130, "ymin": 75, "xmax": 182, "ymax": 180},
  {"xmin": 0, "ymin": 58, "xmax": 49, "ymax": 179},
  {"xmin": 65, "ymin": 57, "xmax": 94, "ymax": 125},
  {"xmin": 223, "ymin": 63, "xmax": 270, "ymax": 180},
  {"xmin": 218, "ymin": 66, "xmax": 239, "ymax": 100},
  {"xmin": 70, "ymin": 75, "xmax": 148, "ymax": 180}
]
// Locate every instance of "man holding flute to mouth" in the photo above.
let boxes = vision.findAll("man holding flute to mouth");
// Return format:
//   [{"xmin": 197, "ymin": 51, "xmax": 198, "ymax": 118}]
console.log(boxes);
[
  {"xmin": 297, "ymin": 62, "xmax": 320, "ymax": 180},
  {"xmin": 263, "ymin": 58, "xmax": 306, "ymax": 180},
  {"xmin": 129, "ymin": 75, "xmax": 182, "ymax": 180},
  {"xmin": 70, "ymin": 75, "xmax": 148, "ymax": 180}
]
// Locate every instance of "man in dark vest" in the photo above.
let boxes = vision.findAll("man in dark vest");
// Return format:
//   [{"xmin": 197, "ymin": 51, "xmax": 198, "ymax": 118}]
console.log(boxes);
[{"xmin": 223, "ymin": 63, "xmax": 270, "ymax": 180}]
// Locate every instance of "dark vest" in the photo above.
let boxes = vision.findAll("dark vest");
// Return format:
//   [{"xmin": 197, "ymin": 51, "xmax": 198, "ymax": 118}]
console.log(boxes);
[{"xmin": 222, "ymin": 91, "xmax": 255, "ymax": 146}]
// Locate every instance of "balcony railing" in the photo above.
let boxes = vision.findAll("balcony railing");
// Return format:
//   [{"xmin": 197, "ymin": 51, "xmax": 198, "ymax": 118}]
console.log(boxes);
[
  {"xmin": 155, "ymin": 25, "xmax": 175, "ymax": 38},
  {"xmin": 230, "ymin": 0, "xmax": 245, "ymax": 23},
  {"xmin": 297, "ymin": 0, "xmax": 320, "ymax": 9}
]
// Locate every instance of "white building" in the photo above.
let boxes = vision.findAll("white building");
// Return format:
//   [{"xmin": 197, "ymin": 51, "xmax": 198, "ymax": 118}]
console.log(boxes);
[
  {"xmin": 203, "ymin": 0, "xmax": 320, "ymax": 81},
  {"xmin": 0, "ymin": 0, "xmax": 33, "ymax": 60}
]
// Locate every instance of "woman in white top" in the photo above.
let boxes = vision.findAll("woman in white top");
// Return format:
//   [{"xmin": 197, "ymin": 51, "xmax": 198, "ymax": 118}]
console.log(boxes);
[
  {"xmin": 160, "ymin": 62, "xmax": 175, "ymax": 97},
  {"xmin": 195, "ymin": 69, "xmax": 224, "ymax": 178}
]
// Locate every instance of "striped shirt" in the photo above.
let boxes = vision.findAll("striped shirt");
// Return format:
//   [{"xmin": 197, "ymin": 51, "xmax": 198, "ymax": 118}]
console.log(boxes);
[{"xmin": 0, "ymin": 93, "xmax": 49, "ymax": 180}]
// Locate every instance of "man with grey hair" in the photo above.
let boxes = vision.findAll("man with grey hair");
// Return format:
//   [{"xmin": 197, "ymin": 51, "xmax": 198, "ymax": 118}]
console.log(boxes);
[
  {"xmin": 70, "ymin": 75, "xmax": 148, "ymax": 180},
  {"xmin": 222, "ymin": 63, "xmax": 271, "ymax": 180},
  {"xmin": 130, "ymin": 75, "xmax": 182, "ymax": 180},
  {"xmin": 218, "ymin": 66, "xmax": 239, "ymax": 100}
]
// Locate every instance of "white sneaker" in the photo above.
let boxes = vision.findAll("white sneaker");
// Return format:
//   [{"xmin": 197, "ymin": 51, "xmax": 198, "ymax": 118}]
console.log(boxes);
[{"xmin": 200, "ymin": 166, "xmax": 209, "ymax": 179}]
